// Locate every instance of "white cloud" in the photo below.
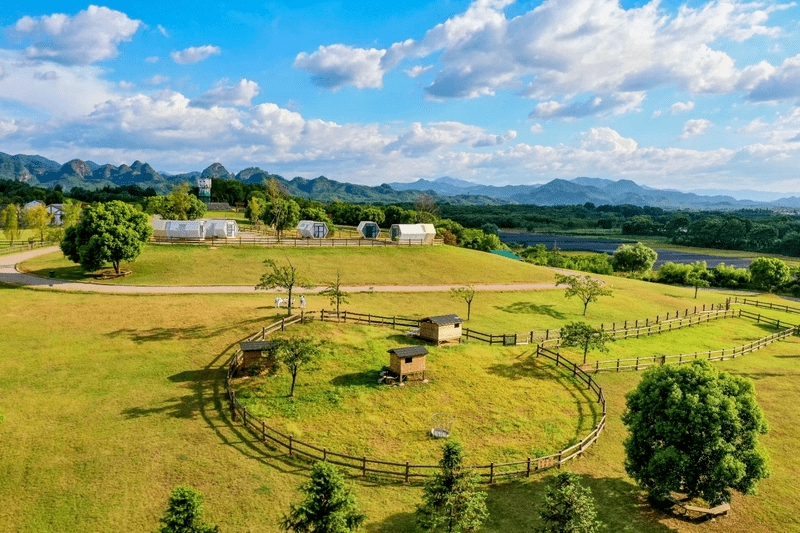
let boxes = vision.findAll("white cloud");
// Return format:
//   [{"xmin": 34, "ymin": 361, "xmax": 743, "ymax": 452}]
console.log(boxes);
[
  {"xmin": 652, "ymin": 110, "xmax": 662, "ymax": 117},
  {"xmin": 13, "ymin": 6, "xmax": 141, "ymax": 65},
  {"xmin": 580, "ymin": 127, "xmax": 638, "ymax": 153},
  {"xmin": 157, "ymin": 24, "xmax": 169, "ymax": 38},
  {"xmin": 145, "ymin": 75, "xmax": 170, "ymax": 85},
  {"xmin": 530, "ymin": 92, "xmax": 645, "ymax": 120},
  {"xmin": 529, "ymin": 123, "xmax": 543, "ymax": 134},
  {"xmin": 747, "ymin": 54, "xmax": 800, "ymax": 101},
  {"xmin": 670, "ymin": 101, "xmax": 695, "ymax": 114},
  {"xmin": 145, "ymin": 56, "xmax": 159, "ymax": 63},
  {"xmin": 404, "ymin": 65, "xmax": 434, "ymax": 78},
  {"xmin": 34, "ymin": 70, "xmax": 58, "ymax": 80},
  {"xmin": 170, "ymin": 45, "xmax": 221, "ymax": 64},
  {"xmin": 119, "ymin": 80, "xmax": 134, "ymax": 89},
  {"xmin": 293, "ymin": 44, "xmax": 387, "ymax": 90},
  {"xmin": 191, "ymin": 79, "xmax": 260, "ymax": 108},
  {"xmin": 681, "ymin": 118, "xmax": 713, "ymax": 138}
]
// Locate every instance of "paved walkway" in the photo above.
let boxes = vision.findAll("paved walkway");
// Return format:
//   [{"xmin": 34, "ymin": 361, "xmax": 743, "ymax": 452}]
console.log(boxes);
[{"xmin": 1, "ymin": 246, "xmax": 564, "ymax": 294}]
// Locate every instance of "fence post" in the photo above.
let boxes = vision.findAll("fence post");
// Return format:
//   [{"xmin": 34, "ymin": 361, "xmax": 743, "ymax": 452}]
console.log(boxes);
[
  {"xmin": 262, "ymin": 421, "xmax": 266, "ymax": 442},
  {"xmin": 557, "ymin": 451, "xmax": 563, "ymax": 468},
  {"xmin": 281, "ymin": 317, "xmax": 285, "ymax": 331},
  {"xmin": 393, "ymin": 316, "xmax": 396, "ymax": 329},
  {"xmin": 324, "ymin": 447, "xmax": 327, "ymax": 462},
  {"xmin": 526, "ymin": 457, "xmax": 532, "ymax": 477},
  {"xmin": 262, "ymin": 326, "xmax": 266, "ymax": 339},
  {"xmin": 405, "ymin": 462, "xmax": 410, "ymax": 483},
  {"xmin": 289, "ymin": 435, "xmax": 293, "ymax": 456},
  {"xmin": 490, "ymin": 463, "xmax": 495, "ymax": 484},
  {"xmin": 363, "ymin": 456, "xmax": 367, "ymax": 477},
  {"xmin": 300, "ymin": 310, "xmax": 305, "ymax": 323}
]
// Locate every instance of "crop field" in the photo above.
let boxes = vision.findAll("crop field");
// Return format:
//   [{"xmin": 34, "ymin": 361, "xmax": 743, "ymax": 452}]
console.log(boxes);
[
  {"xmin": 4, "ymin": 244, "xmax": 800, "ymax": 532},
  {"xmin": 18, "ymin": 244, "xmax": 557, "ymax": 287}
]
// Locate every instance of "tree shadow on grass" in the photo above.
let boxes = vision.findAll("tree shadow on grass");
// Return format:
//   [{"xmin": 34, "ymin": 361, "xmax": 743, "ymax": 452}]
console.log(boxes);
[
  {"xmin": 330, "ymin": 370, "xmax": 381, "ymax": 388},
  {"xmin": 494, "ymin": 301, "xmax": 566, "ymax": 319},
  {"xmin": 106, "ymin": 316, "xmax": 266, "ymax": 343}
]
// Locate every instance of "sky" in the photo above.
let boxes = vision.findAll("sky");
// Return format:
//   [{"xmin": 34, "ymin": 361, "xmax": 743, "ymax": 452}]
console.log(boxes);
[{"xmin": 0, "ymin": 0, "xmax": 799, "ymax": 193}]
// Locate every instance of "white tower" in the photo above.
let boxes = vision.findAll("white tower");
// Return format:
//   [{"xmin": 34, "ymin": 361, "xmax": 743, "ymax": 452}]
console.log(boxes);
[{"xmin": 198, "ymin": 177, "xmax": 212, "ymax": 203}]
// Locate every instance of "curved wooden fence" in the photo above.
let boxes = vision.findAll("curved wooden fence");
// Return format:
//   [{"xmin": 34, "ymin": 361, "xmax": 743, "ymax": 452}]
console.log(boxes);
[{"xmin": 225, "ymin": 310, "xmax": 607, "ymax": 483}]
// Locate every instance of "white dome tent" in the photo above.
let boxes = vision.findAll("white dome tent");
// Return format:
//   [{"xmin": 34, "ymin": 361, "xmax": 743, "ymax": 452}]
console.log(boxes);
[
  {"xmin": 297, "ymin": 220, "xmax": 329, "ymax": 239},
  {"xmin": 205, "ymin": 219, "xmax": 238, "ymax": 238},
  {"xmin": 389, "ymin": 224, "xmax": 436, "ymax": 244},
  {"xmin": 357, "ymin": 221, "xmax": 381, "ymax": 239}
]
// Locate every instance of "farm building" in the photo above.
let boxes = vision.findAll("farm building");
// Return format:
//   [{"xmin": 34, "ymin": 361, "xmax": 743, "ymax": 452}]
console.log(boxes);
[
  {"xmin": 389, "ymin": 223, "xmax": 436, "ymax": 244},
  {"xmin": 47, "ymin": 204, "xmax": 65, "ymax": 225},
  {"xmin": 205, "ymin": 219, "xmax": 238, "ymax": 238},
  {"xmin": 238, "ymin": 340, "xmax": 275, "ymax": 372},
  {"xmin": 387, "ymin": 346, "xmax": 428, "ymax": 383},
  {"xmin": 357, "ymin": 221, "xmax": 381, "ymax": 239},
  {"xmin": 297, "ymin": 220, "xmax": 329, "ymax": 239},
  {"xmin": 419, "ymin": 314, "xmax": 463, "ymax": 345}
]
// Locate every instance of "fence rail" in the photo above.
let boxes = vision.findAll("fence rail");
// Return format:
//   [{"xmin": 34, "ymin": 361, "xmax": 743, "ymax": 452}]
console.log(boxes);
[
  {"xmin": 225, "ymin": 310, "xmax": 607, "ymax": 483},
  {"xmin": 0, "ymin": 240, "xmax": 54, "ymax": 255},
  {"xmin": 730, "ymin": 296, "xmax": 800, "ymax": 316}
]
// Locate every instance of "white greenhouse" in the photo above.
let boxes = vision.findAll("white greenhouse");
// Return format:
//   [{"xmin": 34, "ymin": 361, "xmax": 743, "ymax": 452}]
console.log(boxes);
[
  {"xmin": 205, "ymin": 219, "xmax": 239, "ymax": 239},
  {"xmin": 389, "ymin": 224, "xmax": 436, "ymax": 244},
  {"xmin": 297, "ymin": 220, "xmax": 329, "ymax": 239},
  {"xmin": 357, "ymin": 221, "xmax": 381, "ymax": 239},
  {"xmin": 164, "ymin": 220, "xmax": 205, "ymax": 239}
]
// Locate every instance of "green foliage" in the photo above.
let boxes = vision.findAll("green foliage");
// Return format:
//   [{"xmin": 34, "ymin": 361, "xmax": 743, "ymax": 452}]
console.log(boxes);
[
  {"xmin": 521, "ymin": 246, "xmax": 612, "ymax": 275},
  {"xmin": 559, "ymin": 322, "xmax": 612, "ymax": 364},
  {"xmin": 537, "ymin": 472, "xmax": 601, "ymax": 533},
  {"xmin": 24, "ymin": 204, "xmax": 52, "ymax": 242},
  {"xmin": 450, "ymin": 286, "xmax": 476, "ymax": 320},
  {"xmin": 146, "ymin": 184, "xmax": 206, "ymax": 220},
  {"xmin": 749, "ymin": 257, "xmax": 790, "ymax": 293},
  {"xmin": 319, "ymin": 271, "xmax": 350, "ymax": 315},
  {"xmin": 61, "ymin": 199, "xmax": 83, "ymax": 229},
  {"xmin": 611, "ymin": 243, "xmax": 657, "ymax": 273},
  {"xmin": 156, "ymin": 485, "xmax": 220, "ymax": 533},
  {"xmin": 60, "ymin": 200, "xmax": 152, "ymax": 274},
  {"xmin": 2, "ymin": 203, "xmax": 20, "ymax": 244},
  {"xmin": 622, "ymin": 360, "xmax": 770, "ymax": 506},
  {"xmin": 281, "ymin": 461, "xmax": 366, "ymax": 533},
  {"xmin": 555, "ymin": 274, "xmax": 612, "ymax": 316},
  {"xmin": 255, "ymin": 258, "xmax": 314, "ymax": 315},
  {"xmin": 416, "ymin": 440, "xmax": 488, "ymax": 533},
  {"xmin": 272, "ymin": 338, "xmax": 320, "ymax": 397},
  {"xmin": 686, "ymin": 271, "xmax": 711, "ymax": 298},
  {"xmin": 247, "ymin": 196, "xmax": 266, "ymax": 225}
]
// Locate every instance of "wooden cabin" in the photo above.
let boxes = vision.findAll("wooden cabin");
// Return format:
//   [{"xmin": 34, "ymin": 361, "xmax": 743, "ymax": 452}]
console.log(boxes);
[
  {"xmin": 239, "ymin": 340, "xmax": 274, "ymax": 372},
  {"xmin": 419, "ymin": 314, "xmax": 463, "ymax": 345},
  {"xmin": 387, "ymin": 346, "xmax": 428, "ymax": 383}
]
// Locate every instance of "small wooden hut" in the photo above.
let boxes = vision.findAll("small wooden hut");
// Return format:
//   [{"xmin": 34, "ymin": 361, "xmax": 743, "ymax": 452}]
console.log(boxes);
[
  {"xmin": 419, "ymin": 314, "xmax": 463, "ymax": 345},
  {"xmin": 239, "ymin": 340, "xmax": 274, "ymax": 371},
  {"xmin": 387, "ymin": 346, "xmax": 428, "ymax": 383}
]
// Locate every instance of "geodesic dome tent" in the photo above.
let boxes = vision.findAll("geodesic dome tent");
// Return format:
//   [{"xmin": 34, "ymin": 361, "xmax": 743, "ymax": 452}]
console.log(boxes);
[
  {"xmin": 357, "ymin": 221, "xmax": 381, "ymax": 239},
  {"xmin": 164, "ymin": 220, "xmax": 205, "ymax": 239},
  {"xmin": 389, "ymin": 224, "xmax": 436, "ymax": 244},
  {"xmin": 204, "ymin": 219, "xmax": 238, "ymax": 238},
  {"xmin": 297, "ymin": 220, "xmax": 329, "ymax": 239}
]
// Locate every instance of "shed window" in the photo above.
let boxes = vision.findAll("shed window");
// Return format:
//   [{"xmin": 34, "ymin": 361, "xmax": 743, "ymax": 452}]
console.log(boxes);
[{"xmin": 405, "ymin": 357, "xmax": 413, "ymax": 364}]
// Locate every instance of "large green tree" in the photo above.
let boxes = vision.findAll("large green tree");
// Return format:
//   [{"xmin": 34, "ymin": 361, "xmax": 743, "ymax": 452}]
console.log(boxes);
[
  {"xmin": 61, "ymin": 200, "xmax": 152, "ymax": 274},
  {"xmin": 559, "ymin": 322, "xmax": 612, "ymax": 365},
  {"xmin": 749, "ymin": 257, "xmax": 790, "ymax": 293},
  {"xmin": 24, "ymin": 204, "xmax": 52, "ymax": 242},
  {"xmin": 1, "ymin": 204, "xmax": 20, "ymax": 244},
  {"xmin": 622, "ymin": 360, "xmax": 770, "ymax": 506},
  {"xmin": 536, "ymin": 472, "xmax": 601, "ymax": 533},
  {"xmin": 555, "ymin": 274, "xmax": 612, "ymax": 316},
  {"xmin": 156, "ymin": 485, "xmax": 220, "ymax": 533},
  {"xmin": 146, "ymin": 184, "xmax": 206, "ymax": 220},
  {"xmin": 416, "ymin": 440, "xmax": 488, "ymax": 533},
  {"xmin": 271, "ymin": 338, "xmax": 319, "ymax": 398},
  {"xmin": 281, "ymin": 461, "xmax": 366, "ymax": 533},
  {"xmin": 611, "ymin": 242, "xmax": 658, "ymax": 273}
]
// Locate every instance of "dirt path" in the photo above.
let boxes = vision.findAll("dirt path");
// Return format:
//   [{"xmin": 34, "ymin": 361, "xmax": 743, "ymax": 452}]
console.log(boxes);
[{"xmin": 1, "ymin": 246, "xmax": 564, "ymax": 294}]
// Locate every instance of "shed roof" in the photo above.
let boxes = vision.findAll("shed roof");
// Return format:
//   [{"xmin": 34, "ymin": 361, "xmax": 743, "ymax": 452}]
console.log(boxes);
[
  {"xmin": 388, "ymin": 346, "xmax": 429, "ymax": 357},
  {"xmin": 422, "ymin": 314, "xmax": 463, "ymax": 326},
  {"xmin": 240, "ymin": 341, "xmax": 273, "ymax": 352}
]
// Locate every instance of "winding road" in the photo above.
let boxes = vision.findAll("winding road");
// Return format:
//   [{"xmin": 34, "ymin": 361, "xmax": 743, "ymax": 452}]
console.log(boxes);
[{"xmin": 0, "ymin": 246, "xmax": 566, "ymax": 294}]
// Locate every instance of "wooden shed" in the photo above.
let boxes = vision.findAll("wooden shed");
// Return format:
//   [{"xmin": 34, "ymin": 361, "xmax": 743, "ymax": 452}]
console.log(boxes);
[
  {"xmin": 387, "ymin": 346, "xmax": 428, "ymax": 383},
  {"xmin": 420, "ymin": 314, "xmax": 463, "ymax": 345},
  {"xmin": 239, "ymin": 340, "xmax": 275, "ymax": 372}
]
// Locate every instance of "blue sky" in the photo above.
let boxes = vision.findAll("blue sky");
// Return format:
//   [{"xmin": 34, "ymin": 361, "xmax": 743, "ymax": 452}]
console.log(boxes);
[{"xmin": 0, "ymin": 0, "xmax": 799, "ymax": 193}]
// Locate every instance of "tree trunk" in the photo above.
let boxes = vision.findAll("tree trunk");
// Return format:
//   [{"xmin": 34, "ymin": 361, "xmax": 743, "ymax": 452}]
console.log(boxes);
[
  {"xmin": 113, "ymin": 261, "xmax": 120, "ymax": 275},
  {"xmin": 694, "ymin": 286, "xmax": 699, "ymax": 298},
  {"xmin": 583, "ymin": 301, "xmax": 589, "ymax": 316},
  {"xmin": 289, "ymin": 371, "xmax": 297, "ymax": 397},
  {"xmin": 467, "ymin": 301, "xmax": 472, "ymax": 321},
  {"xmin": 287, "ymin": 286, "xmax": 293, "ymax": 315},
  {"xmin": 583, "ymin": 344, "xmax": 589, "ymax": 364}
]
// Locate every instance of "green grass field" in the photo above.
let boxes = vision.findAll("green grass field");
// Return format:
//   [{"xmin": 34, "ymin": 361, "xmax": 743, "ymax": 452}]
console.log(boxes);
[
  {"xmin": 5, "ymin": 246, "xmax": 800, "ymax": 532},
  {"xmin": 18, "ymin": 244, "xmax": 557, "ymax": 286}
]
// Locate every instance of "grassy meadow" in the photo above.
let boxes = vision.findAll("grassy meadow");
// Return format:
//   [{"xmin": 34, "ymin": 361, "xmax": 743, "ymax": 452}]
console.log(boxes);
[
  {"xmin": 5, "ymin": 244, "xmax": 800, "ymax": 532},
  {"xmin": 18, "ymin": 244, "xmax": 556, "ymax": 287}
]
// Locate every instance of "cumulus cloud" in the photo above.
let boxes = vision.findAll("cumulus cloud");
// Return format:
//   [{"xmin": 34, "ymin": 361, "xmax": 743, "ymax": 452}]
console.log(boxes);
[
  {"xmin": 384, "ymin": 122, "xmax": 516, "ymax": 155},
  {"xmin": 190, "ymin": 79, "xmax": 260, "ymax": 108},
  {"xmin": 530, "ymin": 123, "xmax": 543, "ymax": 134},
  {"xmin": 145, "ymin": 56, "xmax": 159, "ymax": 63},
  {"xmin": 404, "ymin": 65, "xmax": 434, "ymax": 78},
  {"xmin": 145, "ymin": 74, "xmax": 170, "ymax": 85},
  {"xmin": 13, "ymin": 6, "xmax": 141, "ymax": 65},
  {"xmin": 670, "ymin": 101, "xmax": 695, "ymax": 114},
  {"xmin": 34, "ymin": 70, "xmax": 58, "ymax": 80},
  {"xmin": 530, "ymin": 92, "xmax": 645, "ymax": 120},
  {"xmin": 681, "ymin": 118, "xmax": 713, "ymax": 138},
  {"xmin": 170, "ymin": 45, "xmax": 221, "ymax": 64},
  {"xmin": 293, "ymin": 44, "xmax": 387, "ymax": 90},
  {"xmin": 293, "ymin": 0, "xmax": 793, "ymax": 117},
  {"xmin": 747, "ymin": 54, "xmax": 800, "ymax": 101},
  {"xmin": 119, "ymin": 80, "xmax": 134, "ymax": 89},
  {"xmin": 580, "ymin": 127, "xmax": 638, "ymax": 153}
]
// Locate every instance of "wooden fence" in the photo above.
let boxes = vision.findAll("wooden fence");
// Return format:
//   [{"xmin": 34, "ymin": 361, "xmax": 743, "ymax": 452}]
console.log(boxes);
[
  {"xmin": 152, "ymin": 235, "xmax": 442, "ymax": 247},
  {"xmin": 0, "ymin": 240, "xmax": 54, "ymax": 255},
  {"xmin": 225, "ymin": 310, "xmax": 607, "ymax": 483},
  {"xmin": 729, "ymin": 296, "xmax": 800, "ymax": 316}
]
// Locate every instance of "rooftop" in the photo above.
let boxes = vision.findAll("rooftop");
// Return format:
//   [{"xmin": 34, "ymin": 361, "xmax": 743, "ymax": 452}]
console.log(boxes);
[
  {"xmin": 239, "ymin": 341, "xmax": 273, "ymax": 352},
  {"xmin": 388, "ymin": 346, "xmax": 429, "ymax": 357},
  {"xmin": 422, "ymin": 314, "xmax": 463, "ymax": 326}
]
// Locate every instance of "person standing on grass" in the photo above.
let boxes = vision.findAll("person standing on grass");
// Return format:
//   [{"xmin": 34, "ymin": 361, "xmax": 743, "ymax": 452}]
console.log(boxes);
[
  {"xmin": 300, "ymin": 295, "xmax": 306, "ymax": 309},
  {"xmin": 275, "ymin": 296, "xmax": 282, "ymax": 308}
]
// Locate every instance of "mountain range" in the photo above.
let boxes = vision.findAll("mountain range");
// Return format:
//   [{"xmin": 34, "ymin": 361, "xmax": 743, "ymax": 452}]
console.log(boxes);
[{"xmin": 1, "ymin": 150, "xmax": 797, "ymax": 209}]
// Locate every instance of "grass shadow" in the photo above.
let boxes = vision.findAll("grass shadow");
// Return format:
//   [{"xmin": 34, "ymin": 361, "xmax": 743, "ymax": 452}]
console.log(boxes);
[
  {"xmin": 107, "ymin": 316, "xmax": 266, "ymax": 343},
  {"xmin": 330, "ymin": 370, "xmax": 381, "ymax": 387},
  {"xmin": 363, "ymin": 511, "xmax": 416, "ymax": 532},
  {"xmin": 494, "ymin": 302, "xmax": 566, "ymax": 319}
]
